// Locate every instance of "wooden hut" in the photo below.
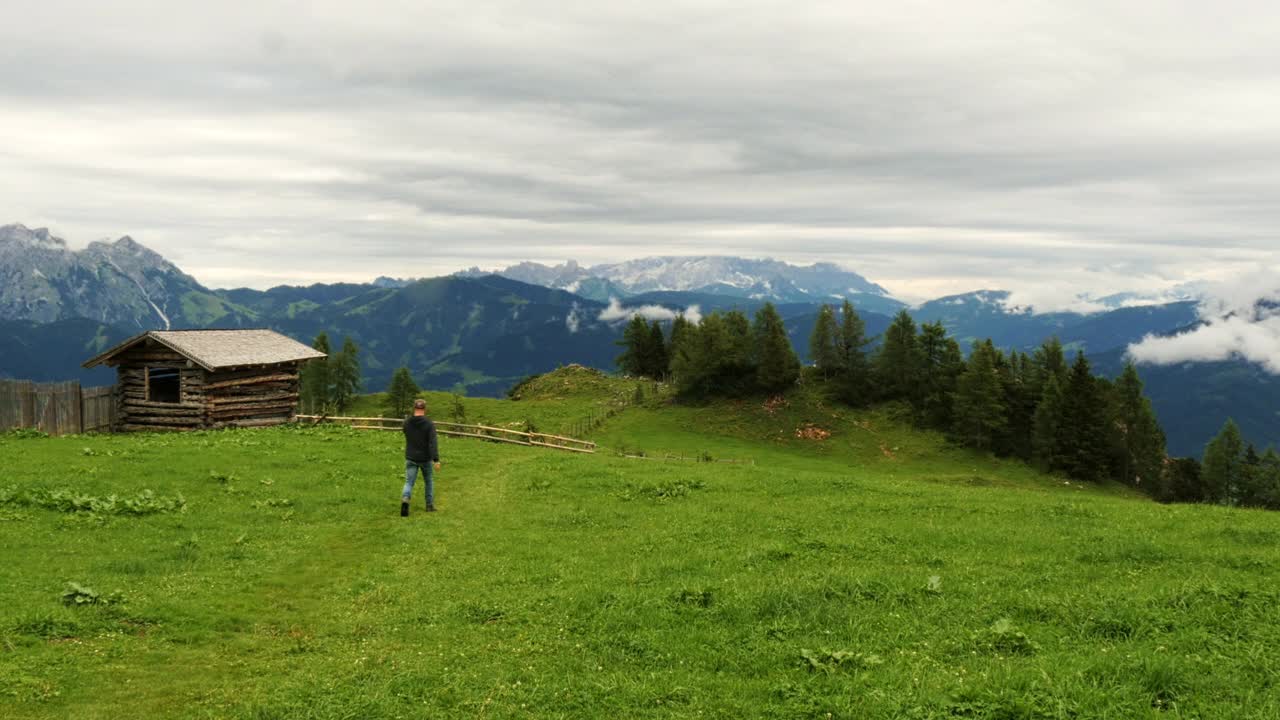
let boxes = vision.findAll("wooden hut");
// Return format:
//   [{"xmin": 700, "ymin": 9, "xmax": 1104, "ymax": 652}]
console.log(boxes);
[{"xmin": 83, "ymin": 329, "xmax": 326, "ymax": 432}]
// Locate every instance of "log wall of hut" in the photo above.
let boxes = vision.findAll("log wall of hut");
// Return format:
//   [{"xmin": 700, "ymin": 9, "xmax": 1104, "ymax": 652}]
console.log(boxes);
[
  {"xmin": 202, "ymin": 364, "xmax": 301, "ymax": 429},
  {"xmin": 111, "ymin": 341, "xmax": 301, "ymax": 431}
]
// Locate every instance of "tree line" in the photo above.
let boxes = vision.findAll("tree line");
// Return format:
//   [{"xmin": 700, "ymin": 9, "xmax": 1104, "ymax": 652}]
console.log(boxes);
[
  {"xmin": 616, "ymin": 304, "xmax": 1174, "ymax": 493},
  {"xmin": 1179, "ymin": 418, "xmax": 1280, "ymax": 509},
  {"xmin": 296, "ymin": 330, "xmax": 439, "ymax": 419},
  {"xmin": 298, "ymin": 332, "xmax": 362, "ymax": 414},
  {"xmin": 617, "ymin": 303, "xmax": 805, "ymax": 398},
  {"xmin": 298, "ymin": 332, "xmax": 436, "ymax": 419}
]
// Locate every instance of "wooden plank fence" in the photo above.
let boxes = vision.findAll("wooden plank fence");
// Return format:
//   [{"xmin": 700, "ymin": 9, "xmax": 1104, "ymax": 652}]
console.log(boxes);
[
  {"xmin": 0, "ymin": 380, "xmax": 116, "ymax": 436},
  {"xmin": 296, "ymin": 415, "xmax": 597, "ymax": 454}
]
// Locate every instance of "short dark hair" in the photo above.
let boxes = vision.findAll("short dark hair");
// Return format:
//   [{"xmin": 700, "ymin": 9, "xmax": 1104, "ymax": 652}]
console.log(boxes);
[{"xmin": 413, "ymin": 399, "xmax": 426, "ymax": 410}]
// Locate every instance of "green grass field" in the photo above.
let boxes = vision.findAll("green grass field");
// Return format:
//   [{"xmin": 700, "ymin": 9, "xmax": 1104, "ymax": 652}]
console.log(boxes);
[{"xmin": 3, "ymin": 371, "xmax": 1280, "ymax": 718}]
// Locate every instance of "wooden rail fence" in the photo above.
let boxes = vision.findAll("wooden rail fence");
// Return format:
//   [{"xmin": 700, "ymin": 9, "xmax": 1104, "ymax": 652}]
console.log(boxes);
[
  {"xmin": 0, "ymin": 380, "xmax": 116, "ymax": 436},
  {"xmin": 296, "ymin": 415, "xmax": 596, "ymax": 454}
]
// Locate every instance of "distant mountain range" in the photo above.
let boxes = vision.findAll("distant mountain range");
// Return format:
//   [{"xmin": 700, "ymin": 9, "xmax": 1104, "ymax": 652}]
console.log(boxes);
[
  {"xmin": 1, "ymin": 222, "xmax": 1275, "ymax": 456},
  {"xmin": 457, "ymin": 256, "xmax": 906, "ymax": 314}
]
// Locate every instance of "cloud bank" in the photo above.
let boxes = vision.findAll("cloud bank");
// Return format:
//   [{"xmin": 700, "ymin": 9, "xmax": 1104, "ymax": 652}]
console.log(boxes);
[
  {"xmin": 598, "ymin": 298, "xmax": 701, "ymax": 325},
  {"xmin": 3, "ymin": 3, "xmax": 1280, "ymax": 296},
  {"xmin": 1128, "ymin": 272, "xmax": 1280, "ymax": 373}
]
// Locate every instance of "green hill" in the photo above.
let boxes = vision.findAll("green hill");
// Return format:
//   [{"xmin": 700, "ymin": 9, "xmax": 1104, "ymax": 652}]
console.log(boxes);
[{"xmin": 3, "ymin": 370, "xmax": 1280, "ymax": 718}]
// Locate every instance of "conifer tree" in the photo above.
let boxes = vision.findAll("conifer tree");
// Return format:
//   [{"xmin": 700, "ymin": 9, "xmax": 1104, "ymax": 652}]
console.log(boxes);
[
  {"xmin": 668, "ymin": 314, "xmax": 693, "ymax": 374},
  {"xmin": 1237, "ymin": 443, "xmax": 1267, "ymax": 507},
  {"xmin": 1032, "ymin": 372, "xmax": 1064, "ymax": 471},
  {"xmin": 384, "ymin": 366, "xmax": 420, "ymax": 418},
  {"xmin": 1202, "ymin": 418, "xmax": 1245, "ymax": 504},
  {"xmin": 1257, "ymin": 448, "xmax": 1280, "ymax": 509},
  {"xmin": 753, "ymin": 302, "xmax": 801, "ymax": 393},
  {"xmin": 300, "ymin": 332, "xmax": 332, "ymax": 414},
  {"xmin": 1000, "ymin": 351, "xmax": 1037, "ymax": 460},
  {"xmin": 1112, "ymin": 362, "xmax": 1167, "ymax": 488},
  {"xmin": 670, "ymin": 314, "xmax": 706, "ymax": 391},
  {"xmin": 951, "ymin": 339, "xmax": 1008, "ymax": 450},
  {"xmin": 723, "ymin": 310, "xmax": 754, "ymax": 371},
  {"xmin": 645, "ymin": 322, "xmax": 669, "ymax": 379},
  {"xmin": 667, "ymin": 314, "xmax": 695, "ymax": 378},
  {"xmin": 1030, "ymin": 337, "xmax": 1068, "ymax": 400},
  {"xmin": 836, "ymin": 300, "xmax": 872, "ymax": 406},
  {"xmin": 670, "ymin": 311, "xmax": 755, "ymax": 398},
  {"xmin": 330, "ymin": 337, "xmax": 362, "ymax": 413},
  {"xmin": 916, "ymin": 321, "xmax": 963, "ymax": 429},
  {"xmin": 808, "ymin": 304, "xmax": 841, "ymax": 377},
  {"xmin": 1161, "ymin": 457, "xmax": 1205, "ymax": 503},
  {"xmin": 1057, "ymin": 352, "xmax": 1109, "ymax": 481},
  {"xmin": 616, "ymin": 315, "xmax": 651, "ymax": 377},
  {"xmin": 875, "ymin": 310, "xmax": 920, "ymax": 402}
]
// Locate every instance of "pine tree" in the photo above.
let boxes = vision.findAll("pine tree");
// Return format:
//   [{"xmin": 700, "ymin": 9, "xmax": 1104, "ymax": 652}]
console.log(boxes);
[
  {"xmin": 951, "ymin": 339, "xmax": 1008, "ymax": 450},
  {"xmin": 722, "ymin": 310, "xmax": 754, "ymax": 372},
  {"xmin": 808, "ymin": 304, "xmax": 841, "ymax": 378},
  {"xmin": 644, "ymin": 322, "xmax": 669, "ymax": 379},
  {"xmin": 1258, "ymin": 448, "xmax": 1280, "ymax": 509},
  {"xmin": 1238, "ymin": 443, "xmax": 1267, "ymax": 507},
  {"xmin": 616, "ymin": 315, "xmax": 650, "ymax": 377},
  {"xmin": 1000, "ymin": 351, "xmax": 1037, "ymax": 460},
  {"xmin": 668, "ymin": 314, "xmax": 694, "ymax": 374},
  {"xmin": 1031, "ymin": 337, "xmax": 1068, "ymax": 393},
  {"xmin": 384, "ymin": 366, "xmax": 420, "ymax": 418},
  {"xmin": 299, "ymin": 332, "xmax": 332, "ymax": 414},
  {"xmin": 670, "ymin": 311, "xmax": 756, "ymax": 398},
  {"xmin": 671, "ymin": 313, "xmax": 712, "ymax": 395},
  {"xmin": 753, "ymin": 303, "xmax": 801, "ymax": 393},
  {"xmin": 1112, "ymin": 362, "xmax": 1167, "ymax": 488},
  {"xmin": 1202, "ymin": 418, "xmax": 1245, "ymax": 504},
  {"xmin": 330, "ymin": 337, "xmax": 362, "ymax": 413},
  {"xmin": 1032, "ymin": 372, "xmax": 1065, "ymax": 471},
  {"xmin": 916, "ymin": 321, "xmax": 962, "ymax": 429},
  {"xmin": 1057, "ymin": 352, "xmax": 1109, "ymax": 481},
  {"xmin": 875, "ymin": 310, "xmax": 920, "ymax": 402},
  {"xmin": 449, "ymin": 393, "xmax": 467, "ymax": 423},
  {"xmin": 836, "ymin": 300, "xmax": 872, "ymax": 406},
  {"xmin": 1161, "ymin": 457, "xmax": 1205, "ymax": 503}
]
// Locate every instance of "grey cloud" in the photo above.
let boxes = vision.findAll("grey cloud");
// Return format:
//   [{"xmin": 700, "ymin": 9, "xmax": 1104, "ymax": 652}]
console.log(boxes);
[{"xmin": 2, "ymin": 2, "xmax": 1280, "ymax": 294}]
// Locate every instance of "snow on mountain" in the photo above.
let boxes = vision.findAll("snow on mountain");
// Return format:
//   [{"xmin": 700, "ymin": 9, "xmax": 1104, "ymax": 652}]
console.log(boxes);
[{"xmin": 468, "ymin": 255, "xmax": 894, "ymax": 305}]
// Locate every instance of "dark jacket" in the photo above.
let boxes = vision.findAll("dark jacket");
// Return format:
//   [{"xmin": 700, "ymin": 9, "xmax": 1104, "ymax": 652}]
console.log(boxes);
[{"xmin": 403, "ymin": 415, "xmax": 439, "ymax": 464}]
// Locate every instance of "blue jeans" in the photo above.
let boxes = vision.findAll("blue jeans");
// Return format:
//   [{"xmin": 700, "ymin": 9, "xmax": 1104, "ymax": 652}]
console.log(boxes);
[{"xmin": 403, "ymin": 460, "xmax": 434, "ymax": 507}]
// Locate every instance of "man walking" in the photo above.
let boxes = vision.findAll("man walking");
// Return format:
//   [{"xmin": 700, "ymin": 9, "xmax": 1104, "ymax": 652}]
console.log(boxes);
[{"xmin": 402, "ymin": 398, "xmax": 441, "ymax": 516}]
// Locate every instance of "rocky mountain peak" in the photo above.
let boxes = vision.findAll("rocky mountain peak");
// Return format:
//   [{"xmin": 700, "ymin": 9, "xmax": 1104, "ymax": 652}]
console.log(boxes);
[
  {"xmin": 0, "ymin": 223, "xmax": 69, "ymax": 250},
  {"xmin": 85, "ymin": 234, "xmax": 179, "ymax": 272},
  {"xmin": 0, "ymin": 221, "xmax": 219, "ymax": 330}
]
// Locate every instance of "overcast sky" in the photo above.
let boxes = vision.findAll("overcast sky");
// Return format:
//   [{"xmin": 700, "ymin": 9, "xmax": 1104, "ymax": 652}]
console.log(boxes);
[{"xmin": 3, "ymin": 1, "xmax": 1279, "ymax": 306}]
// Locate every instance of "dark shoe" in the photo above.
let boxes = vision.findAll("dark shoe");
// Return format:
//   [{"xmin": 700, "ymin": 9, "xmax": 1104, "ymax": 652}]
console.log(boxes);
[
  {"xmin": 426, "ymin": 504, "xmax": 437, "ymax": 512},
  {"xmin": 400, "ymin": 501, "xmax": 409, "ymax": 517}
]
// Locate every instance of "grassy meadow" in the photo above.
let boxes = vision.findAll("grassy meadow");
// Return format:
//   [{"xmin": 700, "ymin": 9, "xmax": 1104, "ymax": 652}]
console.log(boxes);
[{"xmin": 3, "ymin": 369, "xmax": 1280, "ymax": 718}]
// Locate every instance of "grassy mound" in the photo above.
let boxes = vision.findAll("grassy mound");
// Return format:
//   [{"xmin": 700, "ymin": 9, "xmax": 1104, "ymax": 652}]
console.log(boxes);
[
  {"xmin": 507, "ymin": 365, "xmax": 627, "ymax": 401},
  {"xmin": 3, "ymin": 382, "xmax": 1279, "ymax": 718},
  {"xmin": 349, "ymin": 365, "xmax": 657, "ymax": 437}
]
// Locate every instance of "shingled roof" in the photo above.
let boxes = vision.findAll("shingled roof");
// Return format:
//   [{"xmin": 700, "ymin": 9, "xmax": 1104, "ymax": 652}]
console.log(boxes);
[{"xmin": 83, "ymin": 329, "xmax": 327, "ymax": 371}]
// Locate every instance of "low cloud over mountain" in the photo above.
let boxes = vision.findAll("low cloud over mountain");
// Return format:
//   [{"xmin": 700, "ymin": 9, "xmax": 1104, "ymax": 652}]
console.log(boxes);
[
  {"xmin": 598, "ymin": 298, "xmax": 702, "ymax": 325},
  {"xmin": 1128, "ymin": 271, "xmax": 1280, "ymax": 374}
]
